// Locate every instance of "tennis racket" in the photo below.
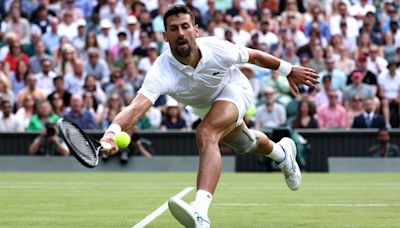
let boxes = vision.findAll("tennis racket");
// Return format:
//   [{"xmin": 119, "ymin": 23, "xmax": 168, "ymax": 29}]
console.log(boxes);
[{"xmin": 57, "ymin": 118, "xmax": 112, "ymax": 168}]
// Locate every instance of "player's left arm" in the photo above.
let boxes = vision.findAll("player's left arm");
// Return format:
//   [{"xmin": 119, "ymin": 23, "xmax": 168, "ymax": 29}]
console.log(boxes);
[{"xmin": 247, "ymin": 48, "xmax": 319, "ymax": 95}]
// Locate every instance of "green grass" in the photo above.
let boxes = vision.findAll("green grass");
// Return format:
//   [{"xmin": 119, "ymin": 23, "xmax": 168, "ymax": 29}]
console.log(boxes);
[{"xmin": 1, "ymin": 173, "xmax": 399, "ymax": 228}]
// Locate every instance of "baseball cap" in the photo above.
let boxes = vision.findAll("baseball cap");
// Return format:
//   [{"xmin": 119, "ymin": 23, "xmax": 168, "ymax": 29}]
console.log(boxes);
[
  {"xmin": 77, "ymin": 19, "xmax": 87, "ymax": 27},
  {"xmin": 232, "ymin": 15, "xmax": 244, "ymax": 23}
]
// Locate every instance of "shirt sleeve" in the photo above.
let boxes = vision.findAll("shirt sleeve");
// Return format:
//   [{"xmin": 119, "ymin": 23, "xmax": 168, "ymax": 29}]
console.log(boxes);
[
  {"xmin": 221, "ymin": 40, "xmax": 249, "ymax": 65},
  {"xmin": 138, "ymin": 63, "xmax": 173, "ymax": 104}
]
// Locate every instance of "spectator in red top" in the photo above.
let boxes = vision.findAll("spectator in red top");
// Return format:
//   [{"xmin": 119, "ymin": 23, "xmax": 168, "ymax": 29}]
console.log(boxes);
[{"xmin": 4, "ymin": 41, "xmax": 29, "ymax": 72}]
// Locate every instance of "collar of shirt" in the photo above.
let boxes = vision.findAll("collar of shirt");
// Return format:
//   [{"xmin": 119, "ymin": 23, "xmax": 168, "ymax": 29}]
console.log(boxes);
[{"xmin": 167, "ymin": 39, "xmax": 211, "ymax": 72}]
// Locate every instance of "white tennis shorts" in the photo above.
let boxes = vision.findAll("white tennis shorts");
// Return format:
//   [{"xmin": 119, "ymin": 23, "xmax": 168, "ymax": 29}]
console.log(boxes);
[{"xmin": 193, "ymin": 74, "xmax": 254, "ymax": 126}]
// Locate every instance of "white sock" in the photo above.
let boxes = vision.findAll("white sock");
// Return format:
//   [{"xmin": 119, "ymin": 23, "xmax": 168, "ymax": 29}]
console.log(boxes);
[
  {"xmin": 267, "ymin": 142, "xmax": 286, "ymax": 163},
  {"xmin": 194, "ymin": 189, "xmax": 212, "ymax": 216}
]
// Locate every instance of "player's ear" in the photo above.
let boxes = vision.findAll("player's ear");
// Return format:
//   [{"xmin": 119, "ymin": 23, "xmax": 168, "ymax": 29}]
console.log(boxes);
[
  {"xmin": 194, "ymin": 24, "xmax": 200, "ymax": 38},
  {"xmin": 163, "ymin": 31, "xmax": 168, "ymax": 42}
]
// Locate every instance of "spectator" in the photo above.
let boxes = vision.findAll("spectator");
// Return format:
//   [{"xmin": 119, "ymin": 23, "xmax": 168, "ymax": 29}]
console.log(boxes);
[
  {"xmin": 58, "ymin": 11, "xmax": 77, "ymax": 41},
  {"xmin": 83, "ymin": 48, "xmax": 110, "ymax": 84},
  {"xmin": 4, "ymin": 1, "xmax": 30, "ymax": 44},
  {"xmin": 35, "ymin": 59, "xmax": 57, "ymax": 96},
  {"xmin": 27, "ymin": 100, "xmax": 59, "ymax": 132},
  {"xmin": 133, "ymin": 31, "xmax": 151, "ymax": 58},
  {"xmin": 109, "ymin": 30, "xmax": 129, "ymax": 62},
  {"xmin": 256, "ymin": 20, "xmax": 278, "ymax": 50},
  {"xmin": 382, "ymin": 31, "xmax": 397, "ymax": 63},
  {"xmin": 17, "ymin": 74, "xmax": 46, "ymax": 108},
  {"xmin": 355, "ymin": 32, "xmax": 373, "ymax": 61},
  {"xmin": 48, "ymin": 92, "xmax": 66, "ymax": 117},
  {"xmin": 124, "ymin": 62, "xmax": 144, "ymax": 97},
  {"xmin": 304, "ymin": 5, "xmax": 331, "ymax": 40},
  {"xmin": 319, "ymin": 57, "xmax": 347, "ymax": 91},
  {"xmin": 101, "ymin": 92, "xmax": 124, "ymax": 127},
  {"xmin": 48, "ymin": 76, "xmax": 72, "ymax": 108},
  {"xmin": 82, "ymin": 91, "xmax": 103, "ymax": 125},
  {"xmin": 137, "ymin": 42, "xmax": 158, "ymax": 75},
  {"xmin": 160, "ymin": 97, "xmax": 188, "ymax": 131},
  {"xmin": 0, "ymin": 32, "xmax": 18, "ymax": 63},
  {"xmin": 255, "ymin": 87, "xmax": 287, "ymax": 129},
  {"xmin": 28, "ymin": 121, "xmax": 70, "ymax": 156},
  {"xmin": 378, "ymin": 58, "xmax": 400, "ymax": 128},
  {"xmin": 314, "ymin": 75, "xmax": 343, "ymax": 108},
  {"xmin": 82, "ymin": 74, "xmax": 107, "ymax": 104},
  {"xmin": 15, "ymin": 94, "xmax": 36, "ymax": 130},
  {"xmin": 336, "ymin": 44, "xmax": 356, "ymax": 76},
  {"xmin": 56, "ymin": 43, "xmax": 77, "ymax": 77},
  {"xmin": 42, "ymin": 17, "xmax": 61, "ymax": 53},
  {"xmin": 105, "ymin": 70, "xmax": 134, "ymax": 106},
  {"xmin": 350, "ymin": 0, "xmax": 376, "ymax": 21},
  {"xmin": 0, "ymin": 100, "xmax": 23, "ymax": 132},
  {"xmin": 287, "ymin": 13, "xmax": 308, "ymax": 48},
  {"xmin": 62, "ymin": 95, "xmax": 96, "ymax": 130},
  {"xmin": 0, "ymin": 72, "xmax": 15, "ymax": 107},
  {"xmin": 342, "ymin": 71, "xmax": 375, "ymax": 109},
  {"xmin": 291, "ymin": 99, "xmax": 319, "ymax": 129},
  {"xmin": 309, "ymin": 45, "xmax": 326, "ymax": 73},
  {"xmin": 31, "ymin": 4, "xmax": 50, "ymax": 35},
  {"xmin": 29, "ymin": 41, "xmax": 54, "ymax": 74},
  {"xmin": 369, "ymin": 128, "xmax": 399, "ymax": 157},
  {"xmin": 231, "ymin": 16, "xmax": 250, "ymax": 46},
  {"xmin": 64, "ymin": 59, "xmax": 86, "ymax": 94},
  {"xmin": 330, "ymin": 2, "xmax": 359, "ymax": 39},
  {"xmin": 347, "ymin": 56, "xmax": 378, "ymax": 94},
  {"xmin": 112, "ymin": 40, "xmax": 134, "ymax": 69},
  {"xmin": 347, "ymin": 94, "xmax": 365, "ymax": 128},
  {"xmin": 367, "ymin": 44, "xmax": 388, "ymax": 76},
  {"xmin": 260, "ymin": 71, "xmax": 291, "ymax": 106},
  {"xmin": 317, "ymin": 90, "xmax": 347, "ymax": 129},
  {"xmin": 72, "ymin": 19, "xmax": 87, "ymax": 55},
  {"xmin": 352, "ymin": 97, "xmax": 385, "ymax": 129},
  {"xmin": 126, "ymin": 15, "xmax": 140, "ymax": 50},
  {"xmin": 4, "ymin": 41, "xmax": 29, "ymax": 72},
  {"xmin": 96, "ymin": 19, "xmax": 117, "ymax": 53},
  {"xmin": 82, "ymin": 32, "xmax": 102, "ymax": 61}
]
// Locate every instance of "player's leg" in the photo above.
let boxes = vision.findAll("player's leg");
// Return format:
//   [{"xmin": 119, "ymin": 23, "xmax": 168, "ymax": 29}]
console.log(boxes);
[
  {"xmin": 169, "ymin": 100, "xmax": 239, "ymax": 228},
  {"xmin": 222, "ymin": 124, "xmax": 301, "ymax": 191}
]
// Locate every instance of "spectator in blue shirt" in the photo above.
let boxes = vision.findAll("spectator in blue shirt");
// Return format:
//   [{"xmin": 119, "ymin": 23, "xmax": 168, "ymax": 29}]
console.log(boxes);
[{"xmin": 62, "ymin": 94, "xmax": 96, "ymax": 129}]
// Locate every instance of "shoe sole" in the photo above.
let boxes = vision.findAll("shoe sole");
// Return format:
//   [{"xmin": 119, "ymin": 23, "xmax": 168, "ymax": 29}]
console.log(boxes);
[{"xmin": 168, "ymin": 198, "xmax": 196, "ymax": 228}]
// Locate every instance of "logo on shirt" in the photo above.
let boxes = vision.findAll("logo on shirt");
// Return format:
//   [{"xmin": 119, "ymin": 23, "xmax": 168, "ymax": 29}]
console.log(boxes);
[{"xmin": 212, "ymin": 71, "xmax": 220, "ymax": 76}]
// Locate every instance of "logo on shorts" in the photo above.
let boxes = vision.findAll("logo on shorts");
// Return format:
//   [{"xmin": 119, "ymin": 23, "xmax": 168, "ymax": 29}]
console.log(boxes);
[{"xmin": 212, "ymin": 71, "xmax": 220, "ymax": 76}]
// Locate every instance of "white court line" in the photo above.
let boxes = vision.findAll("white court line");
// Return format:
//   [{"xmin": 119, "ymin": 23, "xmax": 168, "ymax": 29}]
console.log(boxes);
[
  {"xmin": 214, "ymin": 203, "xmax": 400, "ymax": 207},
  {"xmin": 132, "ymin": 187, "xmax": 194, "ymax": 228}
]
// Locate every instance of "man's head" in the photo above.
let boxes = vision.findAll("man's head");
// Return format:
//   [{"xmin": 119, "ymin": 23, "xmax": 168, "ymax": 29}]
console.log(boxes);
[
  {"xmin": 163, "ymin": 4, "xmax": 199, "ymax": 58},
  {"xmin": 324, "ymin": 58, "xmax": 335, "ymax": 72},
  {"xmin": 328, "ymin": 90, "xmax": 339, "ymax": 106},
  {"xmin": 377, "ymin": 127, "xmax": 390, "ymax": 145},
  {"xmin": 322, "ymin": 75, "xmax": 332, "ymax": 90},
  {"xmin": 263, "ymin": 87, "xmax": 275, "ymax": 104},
  {"xmin": 351, "ymin": 71, "xmax": 364, "ymax": 85},
  {"xmin": 364, "ymin": 97, "xmax": 376, "ymax": 113},
  {"xmin": 70, "ymin": 95, "xmax": 83, "ymax": 114},
  {"xmin": 53, "ymin": 76, "xmax": 64, "ymax": 91},
  {"xmin": 88, "ymin": 48, "xmax": 100, "ymax": 64},
  {"xmin": 1, "ymin": 100, "xmax": 12, "ymax": 117},
  {"xmin": 41, "ymin": 59, "xmax": 52, "ymax": 74}
]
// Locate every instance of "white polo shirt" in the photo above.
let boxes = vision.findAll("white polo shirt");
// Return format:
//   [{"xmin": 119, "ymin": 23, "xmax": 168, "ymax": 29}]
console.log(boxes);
[{"xmin": 139, "ymin": 37, "xmax": 251, "ymax": 111}]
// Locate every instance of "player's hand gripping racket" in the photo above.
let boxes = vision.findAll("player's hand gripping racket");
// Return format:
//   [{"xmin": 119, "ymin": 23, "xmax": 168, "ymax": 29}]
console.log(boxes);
[{"xmin": 57, "ymin": 118, "xmax": 112, "ymax": 168}]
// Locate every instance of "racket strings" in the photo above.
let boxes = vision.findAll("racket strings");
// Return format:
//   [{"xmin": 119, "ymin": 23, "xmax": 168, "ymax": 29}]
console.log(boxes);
[{"xmin": 62, "ymin": 121, "xmax": 97, "ymax": 166}]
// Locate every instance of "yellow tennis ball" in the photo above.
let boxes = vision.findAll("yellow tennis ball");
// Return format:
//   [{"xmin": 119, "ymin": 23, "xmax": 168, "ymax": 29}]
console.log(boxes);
[{"xmin": 114, "ymin": 132, "xmax": 131, "ymax": 149}]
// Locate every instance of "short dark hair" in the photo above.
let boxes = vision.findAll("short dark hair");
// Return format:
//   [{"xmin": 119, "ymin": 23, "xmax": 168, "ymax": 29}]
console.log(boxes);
[{"xmin": 163, "ymin": 4, "xmax": 195, "ymax": 31}]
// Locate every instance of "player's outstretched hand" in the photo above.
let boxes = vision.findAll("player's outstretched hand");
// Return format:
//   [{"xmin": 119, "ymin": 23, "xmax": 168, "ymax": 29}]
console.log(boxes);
[
  {"xmin": 99, "ymin": 132, "xmax": 119, "ymax": 155},
  {"xmin": 287, "ymin": 66, "xmax": 319, "ymax": 95}
]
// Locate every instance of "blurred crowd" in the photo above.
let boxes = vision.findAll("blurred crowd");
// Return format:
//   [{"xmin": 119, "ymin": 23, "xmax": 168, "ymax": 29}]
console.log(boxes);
[{"xmin": 0, "ymin": 0, "xmax": 399, "ymax": 135}]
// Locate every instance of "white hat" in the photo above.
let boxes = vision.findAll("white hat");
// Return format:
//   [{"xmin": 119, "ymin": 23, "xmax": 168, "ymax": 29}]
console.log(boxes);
[
  {"xmin": 100, "ymin": 19, "xmax": 112, "ymax": 29},
  {"xmin": 232, "ymin": 15, "xmax": 244, "ymax": 23},
  {"xmin": 148, "ymin": 42, "xmax": 158, "ymax": 50},
  {"xmin": 119, "ymin": 40, "xmax": 130, "ymax": 49},
  {"xmin": 164, "ymin": 96, "xmax": 180, "ymax": 108},
  {"xmin": 77, "ymin": 19, "xmax": 87, "ymax": 27},
  {"xmin": 126, "ymin": 15, "xmax": 138, "ymax": 24}
]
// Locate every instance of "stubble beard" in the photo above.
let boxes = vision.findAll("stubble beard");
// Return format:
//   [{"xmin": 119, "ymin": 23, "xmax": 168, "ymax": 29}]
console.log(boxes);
[{"xmin": 174, "ymin": 45, "xmax": 192, "ymax": 58}]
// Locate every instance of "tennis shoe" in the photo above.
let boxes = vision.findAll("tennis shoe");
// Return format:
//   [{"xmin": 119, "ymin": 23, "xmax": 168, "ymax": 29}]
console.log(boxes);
[
  {"xmin": 277, "ymin": 137, "xmax": 301, "ymax": 191},
  {"xmin": 168, "ymin": 197, "xmax": 210, "ymax": 228}
]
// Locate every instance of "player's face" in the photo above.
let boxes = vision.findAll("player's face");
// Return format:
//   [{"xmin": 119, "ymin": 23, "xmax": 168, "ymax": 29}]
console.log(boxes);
[{"xmin": 164, "ymin": 13, "xmax": 199, "ymax": 58}]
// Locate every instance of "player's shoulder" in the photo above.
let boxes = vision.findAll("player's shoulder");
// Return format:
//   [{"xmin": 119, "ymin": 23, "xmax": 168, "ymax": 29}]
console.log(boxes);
[{"xmin": 196, "ymin": 36, "xmax": 232, "ymax": 49}]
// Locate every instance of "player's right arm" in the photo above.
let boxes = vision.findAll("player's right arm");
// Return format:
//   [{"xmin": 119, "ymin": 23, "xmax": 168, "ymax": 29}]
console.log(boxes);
[{"xmin": 100, "ymin": 93, "xmax": 153, "ymax": 155}]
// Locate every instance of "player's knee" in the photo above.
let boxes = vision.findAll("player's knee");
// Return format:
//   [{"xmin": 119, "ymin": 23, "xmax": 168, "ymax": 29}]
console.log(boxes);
[
  {"xmin": 195, "ymin": 125, "xmax": 219, "ymax": 147},
  {"xmin": 224, "ymin": 129, "xmax": 259, "ymax": 155}
]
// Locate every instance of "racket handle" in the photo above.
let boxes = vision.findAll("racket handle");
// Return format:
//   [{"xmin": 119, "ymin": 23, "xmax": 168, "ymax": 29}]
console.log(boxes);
[{"xmin": 100, "ymin": 141, "xmax": 112, "ymax": 151}]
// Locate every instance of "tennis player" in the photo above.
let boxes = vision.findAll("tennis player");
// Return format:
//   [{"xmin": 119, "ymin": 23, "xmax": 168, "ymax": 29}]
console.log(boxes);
[{"xmin": 100, "ymin": 4, "xmax": 319, "ymax": 228}]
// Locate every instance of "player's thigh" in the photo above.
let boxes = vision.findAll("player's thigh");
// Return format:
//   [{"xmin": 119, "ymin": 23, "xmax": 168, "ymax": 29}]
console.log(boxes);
[{"xmin": 196, "ymin": 100, "xmax": 239, "ymax": 141}]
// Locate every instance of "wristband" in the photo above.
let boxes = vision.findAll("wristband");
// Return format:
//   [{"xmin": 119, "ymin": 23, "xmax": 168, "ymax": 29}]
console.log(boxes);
[
  {"xmin": 277, "ymin": 60, "xmax": 292, "ymax": 77},
  {"xmin": 105, "ymin": 123, "xmax": 121, "ymax": 135}
]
